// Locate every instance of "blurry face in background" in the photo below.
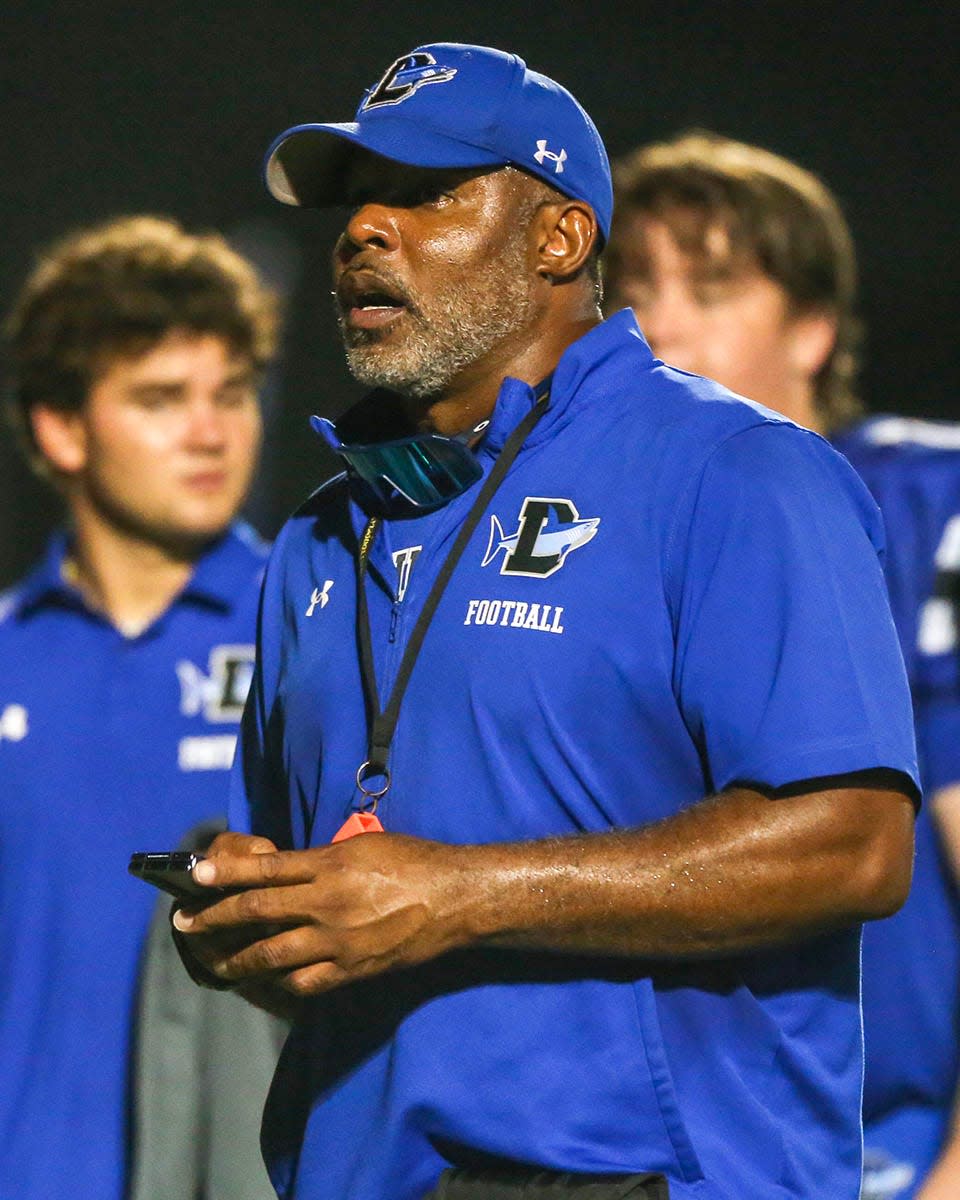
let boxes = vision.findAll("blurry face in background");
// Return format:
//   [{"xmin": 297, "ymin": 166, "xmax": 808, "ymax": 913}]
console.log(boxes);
[
  {"xmin": 607, "ymin": 209, "xmax": 822, "ymax": 418},
  {"xmin": 37, "ymin": 330, "xmax": 262, "ymax": 556}
]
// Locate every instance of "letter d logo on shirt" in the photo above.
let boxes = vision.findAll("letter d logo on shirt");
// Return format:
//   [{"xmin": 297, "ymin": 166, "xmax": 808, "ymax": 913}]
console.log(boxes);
[{"xmin": 483, "ymin": 498, "xmax": 600, "ymax": 578}]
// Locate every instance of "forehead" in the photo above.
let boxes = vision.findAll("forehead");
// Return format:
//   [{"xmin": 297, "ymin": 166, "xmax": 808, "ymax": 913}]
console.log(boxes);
[
  {"xmin": 618, "ymin": 204, "xmax": 758, "ymax": 276},
  {"xmin": 93, "ymin": 330, "xmax": 249, "ymax": 387}
]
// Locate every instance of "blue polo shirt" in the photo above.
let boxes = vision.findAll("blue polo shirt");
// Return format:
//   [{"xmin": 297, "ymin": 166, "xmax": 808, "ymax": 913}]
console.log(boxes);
[
  {"xmin": 232, "ymin": 312, "xmax": 918, "ymax": 1200},
  {"xmin": 0, "ymin": 523, "xmax": 267, "ymax": 1200},
  {"xmin": 835, "ymin": 418, "xmax": 960, "ymax": 1196}
]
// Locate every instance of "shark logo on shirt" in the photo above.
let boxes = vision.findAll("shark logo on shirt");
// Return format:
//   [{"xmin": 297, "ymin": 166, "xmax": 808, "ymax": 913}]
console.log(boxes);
[
  {"xmin": 176, "ymin": 644, "xmax": 255, "ymax": 722},
  {"xmin": 482, "ymin": 498, "xmax": 600, "ymax": 577}
]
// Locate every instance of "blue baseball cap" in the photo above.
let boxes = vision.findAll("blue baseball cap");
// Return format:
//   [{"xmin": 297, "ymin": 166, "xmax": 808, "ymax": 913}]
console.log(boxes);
[{"xmin": 264, "ymin": 42, "xmax": 613, "ymax": 241}]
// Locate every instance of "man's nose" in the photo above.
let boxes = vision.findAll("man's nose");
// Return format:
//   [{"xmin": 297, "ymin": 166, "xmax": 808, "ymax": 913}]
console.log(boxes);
[
  {"xmin": 185, "ymin": 398, "xmax": 228, "ymax": 448},
  {"xmin": 335, "ymin": 203, "xmax": 401, "ymax": 265}
]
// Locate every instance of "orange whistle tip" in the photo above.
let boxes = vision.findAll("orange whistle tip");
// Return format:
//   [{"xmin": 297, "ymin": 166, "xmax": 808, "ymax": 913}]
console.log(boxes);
[{"xmin": 331, "ymin": 812, "xmax": 386, "ymax": 842}]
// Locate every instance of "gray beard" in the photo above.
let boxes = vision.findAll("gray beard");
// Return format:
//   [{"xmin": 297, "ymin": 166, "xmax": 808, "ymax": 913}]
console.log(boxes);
[{"xmin": 338, "ymin": 245, "xmax": 538, "ymax": 400}]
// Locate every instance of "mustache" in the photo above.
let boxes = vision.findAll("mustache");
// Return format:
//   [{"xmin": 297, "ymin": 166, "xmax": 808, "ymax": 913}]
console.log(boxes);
[{"xmin": 333, "ymin": 264, "xmax": 423, "ymax": 320}]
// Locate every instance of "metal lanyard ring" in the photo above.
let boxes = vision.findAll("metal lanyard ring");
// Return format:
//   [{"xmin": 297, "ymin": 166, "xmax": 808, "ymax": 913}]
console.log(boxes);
[{"xmin": 355, "ymin": 761, "xmax": 391, "ymax": 814}]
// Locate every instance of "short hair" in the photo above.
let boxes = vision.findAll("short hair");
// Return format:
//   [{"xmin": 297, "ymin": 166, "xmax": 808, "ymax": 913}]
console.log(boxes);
[
  {"xmin": 5, "ymin": 215, "xmax": 279, "ymax": 465},
  {"xmin": 606, "ymin": 132, "xmax": 862, "ymax": 431}
]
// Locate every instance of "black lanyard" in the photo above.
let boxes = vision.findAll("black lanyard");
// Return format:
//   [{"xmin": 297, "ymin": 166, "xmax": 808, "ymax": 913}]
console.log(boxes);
[{"xmin": 353, "ymin": 394, "xmax": 549, "ymax": 810}]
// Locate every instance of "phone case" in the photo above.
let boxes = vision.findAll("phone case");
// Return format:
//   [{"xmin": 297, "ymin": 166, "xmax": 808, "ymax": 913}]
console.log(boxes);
[{"xmin": 128, "ymin": 851, "xmax": 218, "ymax": 900}]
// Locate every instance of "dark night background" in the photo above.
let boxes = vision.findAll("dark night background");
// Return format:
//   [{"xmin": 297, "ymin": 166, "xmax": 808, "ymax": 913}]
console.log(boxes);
[{"xmin": 1, "ymin": 1, "xmax": 956, "ymax": 587}]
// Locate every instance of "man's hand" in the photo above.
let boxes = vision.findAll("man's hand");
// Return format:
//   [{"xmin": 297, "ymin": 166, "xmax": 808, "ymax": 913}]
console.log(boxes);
[
  {"xmin": 172, "ymin": 832, "xmax": 467, "ymax": 997},
  {"xmin": 174, "ymin": 831, "xmax": 280, "ymax": 975}
]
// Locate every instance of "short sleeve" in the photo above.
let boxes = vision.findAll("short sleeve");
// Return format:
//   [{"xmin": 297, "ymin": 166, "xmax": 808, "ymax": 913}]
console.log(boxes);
[{"xmin": 665, "ymin": 422, "xmax": 920, "ymax": 798}]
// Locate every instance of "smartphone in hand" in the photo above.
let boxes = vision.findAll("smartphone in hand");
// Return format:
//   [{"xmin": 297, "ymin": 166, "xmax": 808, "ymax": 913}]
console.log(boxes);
[{"xmin": 128, "ymin": 851, "xmax": 222, "ymax": 902}]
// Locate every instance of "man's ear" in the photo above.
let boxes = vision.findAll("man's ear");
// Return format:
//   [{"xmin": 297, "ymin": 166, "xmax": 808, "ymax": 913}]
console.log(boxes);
[
  {"xmin": 789, "ymin": 309, "xmax": 838, "ymax": 379},
  {"xmin": 535, "ymin": 201, "xmax": 598, "ymax": 281},
  {"xmin": 31, "ymin": 404, "xmax": 87, "ymax": 475}
]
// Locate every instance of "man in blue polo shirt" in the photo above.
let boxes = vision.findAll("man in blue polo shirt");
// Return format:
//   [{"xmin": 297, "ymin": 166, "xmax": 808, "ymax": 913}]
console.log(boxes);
[
  {"xmin": 604, "ymin": 132, "xmax": 960, "ymax": 1200},
  {"xmin": 0, "ymin": 215, "xmax": 278, "ymax": 1200},
  {"xmin": 174, "ymin": 45, "xmax": 919, "ymax": 1200}
]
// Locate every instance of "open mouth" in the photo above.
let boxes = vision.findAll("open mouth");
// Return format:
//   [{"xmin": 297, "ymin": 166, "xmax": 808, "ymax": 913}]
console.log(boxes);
[{"xmin": 337, "ymin": 271, "xmax": 410, "ymax": 330}]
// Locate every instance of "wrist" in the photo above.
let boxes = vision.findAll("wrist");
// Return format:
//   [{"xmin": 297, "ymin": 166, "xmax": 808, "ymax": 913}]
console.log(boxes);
[{"xmin": 441, "ymin": 840, "xmax": 559, "ymax": 948}]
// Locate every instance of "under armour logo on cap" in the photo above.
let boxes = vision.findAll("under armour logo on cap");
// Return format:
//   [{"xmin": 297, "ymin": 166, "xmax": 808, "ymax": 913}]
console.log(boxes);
[{"xmin": 534, "ymin": 140, "xmax": 567, "ymax": 174}]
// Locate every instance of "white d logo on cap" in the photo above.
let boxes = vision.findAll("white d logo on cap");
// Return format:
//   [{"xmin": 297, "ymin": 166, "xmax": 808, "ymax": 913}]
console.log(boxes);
[{"xmin": 362, "ymin": 53, "xmax": 458, "ymax": 111}]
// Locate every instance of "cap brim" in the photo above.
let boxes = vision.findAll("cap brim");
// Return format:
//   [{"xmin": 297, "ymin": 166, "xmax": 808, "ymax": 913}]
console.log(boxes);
[{"xmin": 264, "ymin": 121, "xmax": 509, "ymax": 207}]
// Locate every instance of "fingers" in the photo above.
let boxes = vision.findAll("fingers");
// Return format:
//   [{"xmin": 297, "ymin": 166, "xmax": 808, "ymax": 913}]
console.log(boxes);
[
  {"xmin": 175, "ymin": 881, "xmax": 318, "ymax": 931},
  {"xmin": 193, "ymin": 845, "xmax": 317, "ymax": 891},
  {"xmin": 172, "ymin": 833, "xmax": 451, "ymax": 996},
  {"xmin": 281, "ymin": 962, "xmax": 345, "ymax": 996},
  {"xmin": 198, "ymin": 925, "xmax": 346, "ymax": 995}
]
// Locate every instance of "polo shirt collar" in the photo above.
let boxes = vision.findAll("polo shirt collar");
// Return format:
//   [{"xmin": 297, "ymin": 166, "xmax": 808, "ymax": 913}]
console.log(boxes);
[
  {"xmin": 180, "ymin": 523, "xmax": 267, "ymax": 609},
  {"xmin": 8, "ymin": 532, "xmax": 79, "ymax": 618},
  {"xmin": 11, "ymin": 523, "xmax": 265, "ymax": 620},
  {"xmin": 481, "ymin": 309, "xmax": 652, "ymax": 453}
]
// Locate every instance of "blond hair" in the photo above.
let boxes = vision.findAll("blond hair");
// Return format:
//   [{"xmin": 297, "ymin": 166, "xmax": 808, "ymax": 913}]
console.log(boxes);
[{"xmin": 607, "ymin": 132, "xmax": 862, "ymax": 430}]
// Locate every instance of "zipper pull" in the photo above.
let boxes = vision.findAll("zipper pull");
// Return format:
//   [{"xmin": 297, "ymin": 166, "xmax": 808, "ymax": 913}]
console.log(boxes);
[{"xmin": 388, "ymin": 602, "xmax": 400, "ymax": 644}]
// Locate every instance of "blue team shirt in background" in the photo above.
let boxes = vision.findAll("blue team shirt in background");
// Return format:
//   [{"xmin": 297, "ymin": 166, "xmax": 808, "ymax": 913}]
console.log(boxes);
[
  {"xmin": 231, "ymin": 313, "xmax": 918, "ymax": 1200},
  {"xmin": 0, "ymin": 524, "xmax": 266, "ymax": 1200},
  {"xmin": 835, "ymin": 419, "xmax": 960, "ymax": 1196}
]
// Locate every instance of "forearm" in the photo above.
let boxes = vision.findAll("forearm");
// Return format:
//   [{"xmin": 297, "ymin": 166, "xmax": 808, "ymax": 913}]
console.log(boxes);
[
  {"xmin": 436, "ymin": 785, "xmax": 915, "ymax": 960},
  {"xmin": 177, "ymin": 784, "xmax": 914, "ymax": 994}
]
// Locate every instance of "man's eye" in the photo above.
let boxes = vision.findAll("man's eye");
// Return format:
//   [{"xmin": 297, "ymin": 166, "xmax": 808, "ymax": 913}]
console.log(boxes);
[
  {"xmin": 341, "ymin": 188, "xmax": 452, "ymax": 210},
  {"xmin": 408, "ymin": 185, "xmax": 454, "ymax": 207},
  {"xmin": 133, "ymin": 391, "xmax": 177, "ymax": 410},
  {"xmin": 217, "ymin": 385, "xmax": 254, "ymax": 408}
]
